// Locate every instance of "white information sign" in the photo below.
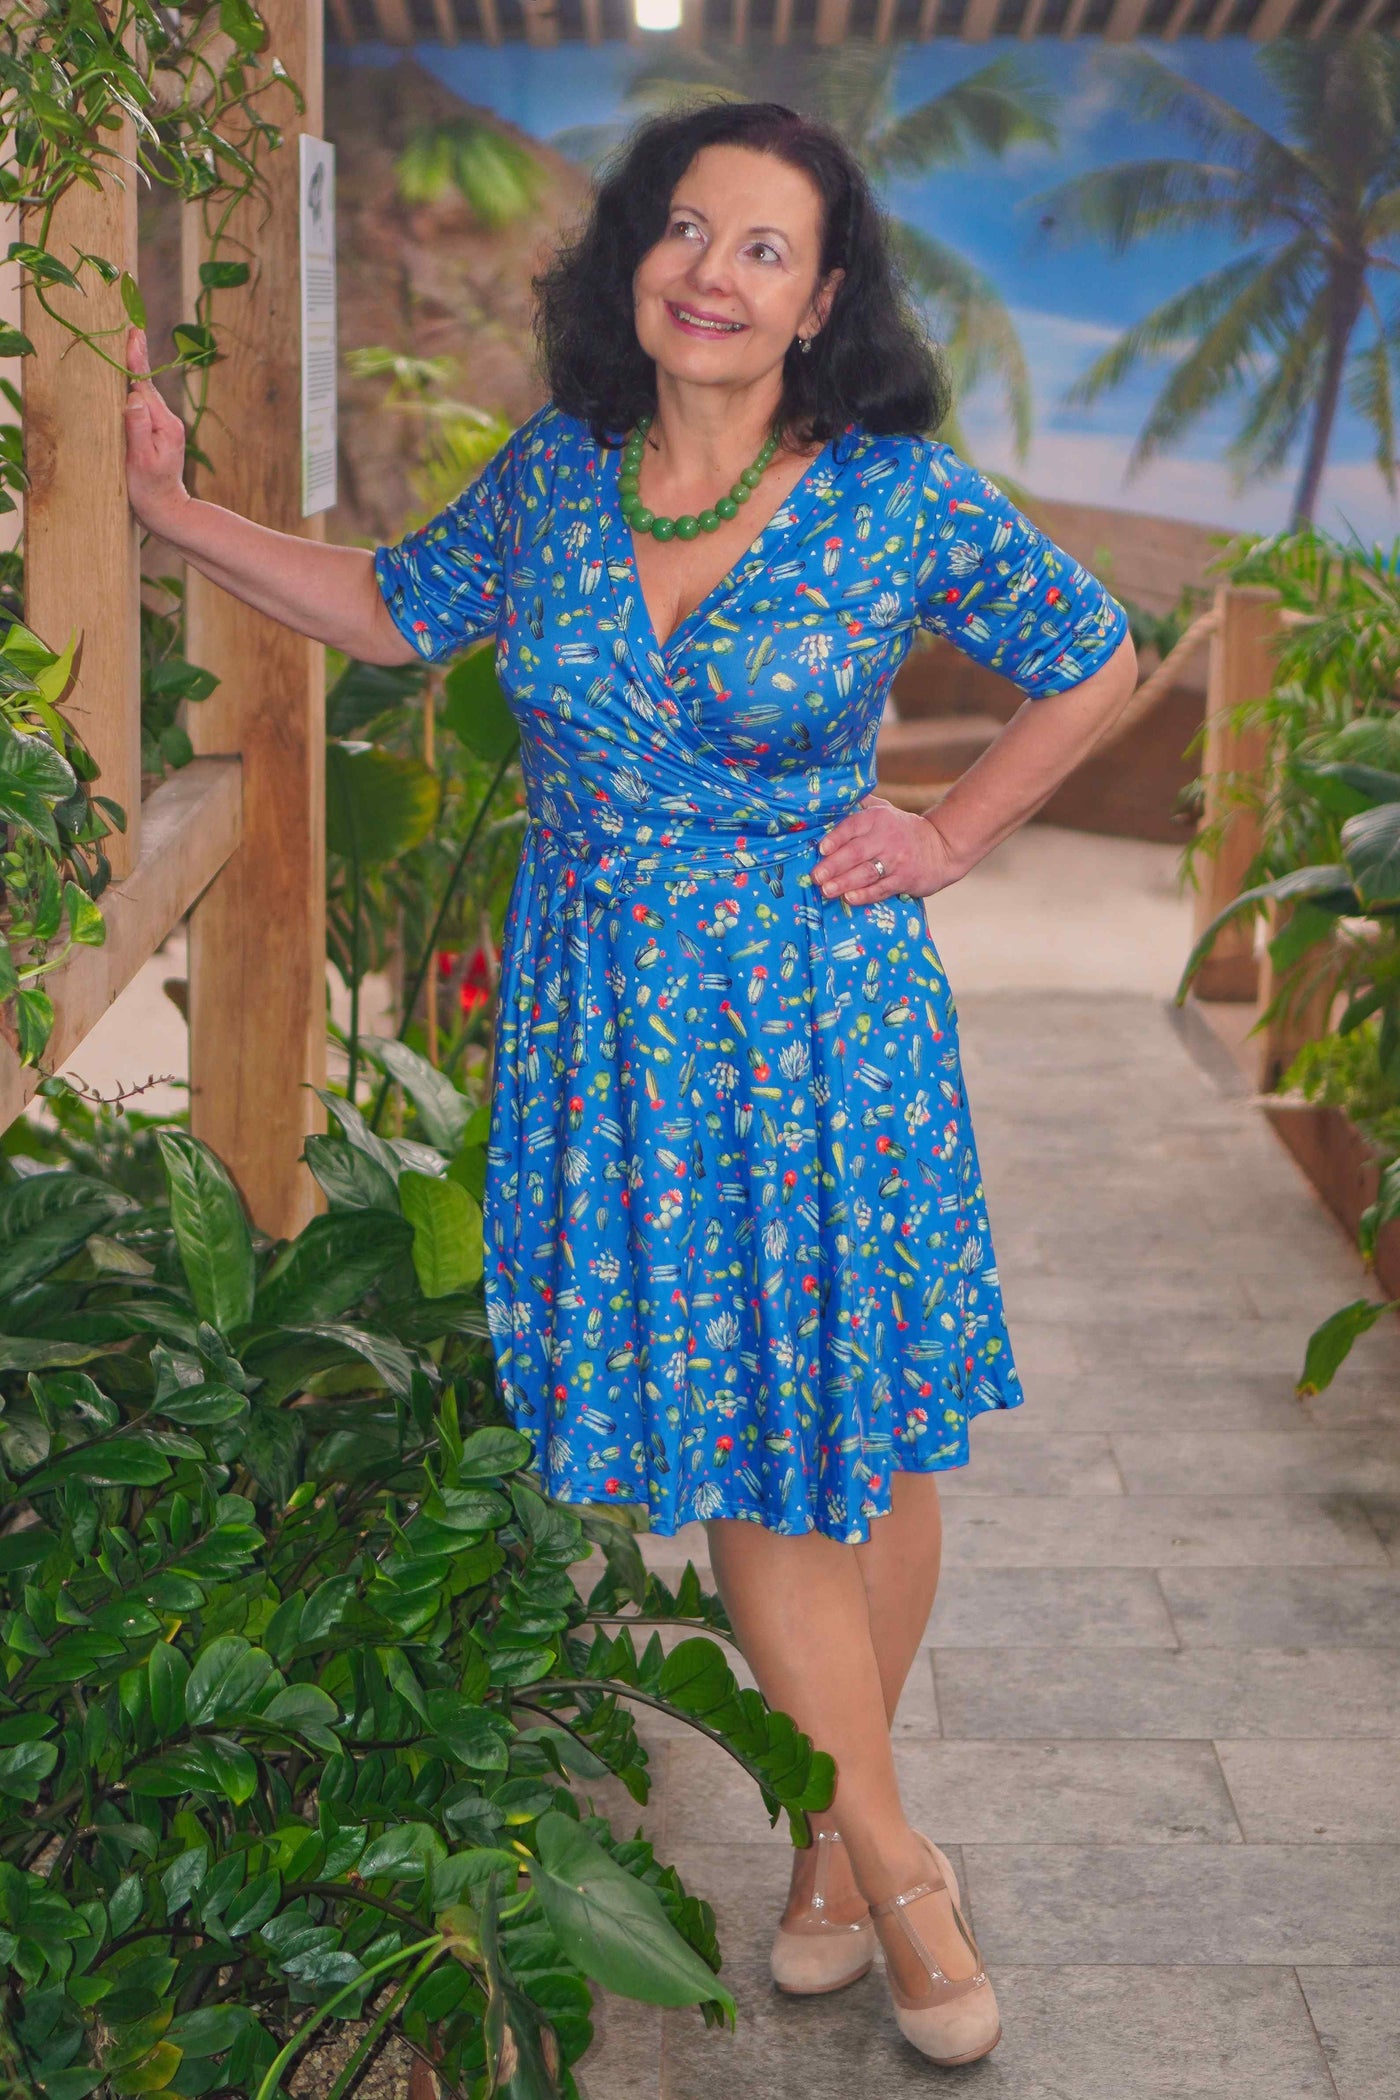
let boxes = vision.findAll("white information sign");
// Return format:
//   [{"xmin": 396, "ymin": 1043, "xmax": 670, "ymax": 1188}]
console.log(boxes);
[{"xmin": 299, "ymin": 135, "xmax": 337, "ymax": 518}]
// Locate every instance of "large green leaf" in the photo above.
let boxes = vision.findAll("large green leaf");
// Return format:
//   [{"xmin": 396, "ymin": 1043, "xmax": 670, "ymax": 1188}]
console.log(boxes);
[
  {"xmin": 363, "ymin": 1037, "xmax": 470, "ymax": 1153},
  {"xmin": 1297, "ymin": 1297, "xmax": 1398, "ymax": 1396},
  {"xmin": 530, "ymin": 1812, "xmax": 733, "ymax": 2015},
  {"xmin": 1176, "ymin": 863, "xmax": 1357, "ymax": 1002},
  {"xmin": 157, "ymin": 1133, "xmax": 256, "ymax": 1334},
  {"xmin": 442, "ymin": 645, "xmax": 519, "ymax": 765},
  {"xmin": 1342, "ymin": 801, "xmax": 1400, "ymax": 909},
  {"xmin": 302, "ymin": 1132, "xmax": 400, "ymax": 1212},
  {"xmin": 325, "ymin": 742, "xmax": 440, "ymax": 865},
  {"xmin": 398, "ymin": 1172, "xmax": 483, "ymax": 1297},
  {"xmin": 253, "ymin": 1209, "xmax": 413, "ymax": 1328}
]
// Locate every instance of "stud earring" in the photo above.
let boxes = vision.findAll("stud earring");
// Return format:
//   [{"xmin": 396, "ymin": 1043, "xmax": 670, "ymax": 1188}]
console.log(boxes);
[{"xmin": 797, "ymin": 335, "xmax": 813, "ymax": 355}]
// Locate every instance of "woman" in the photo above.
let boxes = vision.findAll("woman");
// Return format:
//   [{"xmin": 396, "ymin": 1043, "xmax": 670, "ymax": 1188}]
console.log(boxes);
[{"xmin": 125, "ymin": 100, "xmax": 1134, "ymax": 2068}]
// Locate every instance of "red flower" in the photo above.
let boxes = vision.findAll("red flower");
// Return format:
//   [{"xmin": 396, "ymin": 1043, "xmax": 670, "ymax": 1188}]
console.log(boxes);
[
  {"xmin": 715, "ymin": 1435, "xmax": 734, "ymax": 1455},
  {"xmin": 458, "ymin": 944, "xmax": 494, "ymax": 1015},
  {"xmin": 604, "ymin": 1477, "xmax": 622, "ymax": 1494}
]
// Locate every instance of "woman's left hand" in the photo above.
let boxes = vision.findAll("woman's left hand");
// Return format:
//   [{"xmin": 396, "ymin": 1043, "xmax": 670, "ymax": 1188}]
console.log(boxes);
[{"xmin": 816, "ymin": 796, "xmax": 965, "ymax": 906}]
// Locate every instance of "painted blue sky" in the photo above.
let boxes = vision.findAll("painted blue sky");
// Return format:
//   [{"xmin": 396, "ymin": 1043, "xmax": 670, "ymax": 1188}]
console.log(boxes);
[{"xmin": 347, "ymin": 36, "xmax": 1399, "ymax": 544}]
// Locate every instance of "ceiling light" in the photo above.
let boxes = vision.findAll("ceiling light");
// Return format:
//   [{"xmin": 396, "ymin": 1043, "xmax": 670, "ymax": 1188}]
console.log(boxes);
[{"xmin": 635, "ymin": 0, "xmax": 682, "ymax": 28}]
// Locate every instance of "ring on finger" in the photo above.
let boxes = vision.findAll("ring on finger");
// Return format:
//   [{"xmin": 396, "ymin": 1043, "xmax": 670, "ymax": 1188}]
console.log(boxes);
[{"xmin": 870, "ymin": 856, "xmax": 886, "ymax": 880}]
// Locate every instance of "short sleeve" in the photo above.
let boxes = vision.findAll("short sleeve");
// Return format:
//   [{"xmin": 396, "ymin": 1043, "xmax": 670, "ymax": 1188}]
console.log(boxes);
[
  {"xmin": 913, "ymin": 445, "xmax": 1129, "ymax": 698},
  {"xmin": 374, "ymin": 436, "xmax": 515, "ymax": 665}
]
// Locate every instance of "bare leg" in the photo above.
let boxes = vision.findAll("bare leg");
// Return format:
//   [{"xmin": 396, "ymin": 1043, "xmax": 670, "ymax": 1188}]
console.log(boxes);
[
  {"xmin": 705, "ymin": 1508, "xmax": 978, "ymax": 1995},
  {"xmin": 855, "ymin": 1471, "xmax": 944, "ymax": 1725}
]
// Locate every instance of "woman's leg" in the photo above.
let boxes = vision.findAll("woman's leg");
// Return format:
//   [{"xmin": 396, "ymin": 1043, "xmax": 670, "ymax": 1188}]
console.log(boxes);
[
  {"xmin": 854, "ymin": 1471, "xmax": 944, "ymax": 1725},
  {"xmin": 705, "ymin": 1509, "xmax": 978, "ymax": 1994}
]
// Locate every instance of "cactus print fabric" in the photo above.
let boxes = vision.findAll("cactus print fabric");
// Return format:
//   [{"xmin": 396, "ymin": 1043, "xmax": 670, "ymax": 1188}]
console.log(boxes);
[{"xmin": 376, "ymin": 404, "xmax": 1127, "ymax": 1543}]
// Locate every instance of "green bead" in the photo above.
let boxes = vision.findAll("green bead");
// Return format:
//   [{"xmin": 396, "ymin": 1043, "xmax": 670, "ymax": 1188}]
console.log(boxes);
[
  {"xmin": 741, "ymin": 464, "xmax": 764, "ymax": 488},
  {"xmin": 651, "ymin": 516, "xmax": 676, "ymax": 541},
  {"xmin": 716, "ymin": 496, "xmax": 739, "ymax": 520},
  {"xmin": 731, "ymin": 483, "xmax": 752, "ymax": 504},
  {"xmin": 620, "ymin": 474, "xmax": 639, "ymax": 495},
  {"xmin": 631, "ymin": 506, "xmax": 654, "ymax": 532},
  {"xmin": 674, "ymin": 514, "xmax": 700, "ymax": 540},
  {"xmin": 698, "ymin": 509, "xmax": 721, "ymax": 533}
]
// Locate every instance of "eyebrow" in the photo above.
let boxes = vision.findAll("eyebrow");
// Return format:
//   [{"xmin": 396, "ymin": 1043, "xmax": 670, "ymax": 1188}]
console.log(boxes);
[{"xmin": 669, "ymin": 203, "xmax": 792, "ymax": 243}]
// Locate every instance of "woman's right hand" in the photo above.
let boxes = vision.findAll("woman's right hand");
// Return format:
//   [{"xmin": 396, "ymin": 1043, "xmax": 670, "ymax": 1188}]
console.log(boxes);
[{"xmin": 123, "ymin": 324, "xmax": 191, "ymax": 535}]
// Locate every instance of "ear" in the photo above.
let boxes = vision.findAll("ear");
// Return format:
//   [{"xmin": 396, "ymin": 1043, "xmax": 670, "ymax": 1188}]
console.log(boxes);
[{"xmin": 808, "ymin": 266, "xmax": 846, "ymax": 338}]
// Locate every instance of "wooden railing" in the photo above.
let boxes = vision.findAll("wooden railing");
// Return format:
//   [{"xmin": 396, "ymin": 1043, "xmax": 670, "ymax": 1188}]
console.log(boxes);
[{"xmin": 0, "ymin": 0, "xmax": 325, "ymax": 1240}]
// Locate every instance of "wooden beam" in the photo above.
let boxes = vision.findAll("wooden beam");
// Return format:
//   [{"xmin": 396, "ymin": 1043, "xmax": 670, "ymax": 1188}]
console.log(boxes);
[
  {"xmin": 581, "ymin": 0, "xmax": 603, "ymax": 39},
  {"xmin": 962, "ymin": 0, "xmax": 1000, "ymax": 34},
  {"xmin": 1354, "ymin": 0, "xmax": 1390, "ymax": 25},
  {"xmin": 773, "ymin": 0, "xmax": 794, "ymax": 40},
  {"xmin": 326, "ymin": 0, "xmax": 358, "ymax": 40},
  {"xmin": 1248, "ymin": 0, "xmax": 1299, "ymax": 34},
  {"xmin": 1308, "ymin": 0, "xmax": 1345, "ymax": 33},
  {"xmin": 1162, "ymin": 0, "xmax": 1197, "ymax": 36},
  {"xmin": 731, "ymin": 0, "xmax": 750, "ymax": 43},
  {"xmin": 1190, "ymin": 588, "xmax": 1279, "ymax": 1004},
  {"xmin": 0, "ymin": 762, "xmax": 241, "ymax": 1128},
  {"xmin": 1104, "ymin": 0, "xmax": 1150, "ymax": 35},
  {"xmin": 428, "ymin": 0, "xmax": 460, "ymax": 41},
  {"xmin": 1019, "ymin": 0, "xmax": 1047, "ymax": 34},
  {"xmin": 815, "ymin": 0, "xmax": 853, "ymax": 38},
  {"xmin": 679, "ymin": 0, "xmax": 705, "ymax": 46},
  {"xmin": 477, "ymin": 0, "xmax": 503, "ymax": 42},
  {"xmin": 22, "ymin": 98, "xmax": 141, "ymax": 879},
  {"xmin": 366, "ymin": 0, "xmax": 416, "ymax": 39},
  {"xmin": 1061, "ymin": 0, "xmax": 1092, "ymax": 33},
  {"xmin": 874, "ymin": 0, "xmax": 900, "ymax": 38},
  {"xmin": 182, "ymin": 0, "xmax": 327, "ymax": 1238},
  {"xmin": 917, "ymin": 0, "xmax": 940, "ymax": 37},
  {"xmin": 1204, "ymin": 0, "xmax": 1236, "ymax": 32},
  {"xmin": 519, "ymin": 0, "xmax": 559, "ymax": 46}
]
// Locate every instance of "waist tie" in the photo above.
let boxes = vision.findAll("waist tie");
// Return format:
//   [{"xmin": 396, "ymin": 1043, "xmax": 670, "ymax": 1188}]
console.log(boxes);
[{"xmin": 526, "ymin": 810, "xmax": 836, "ymax": 886}]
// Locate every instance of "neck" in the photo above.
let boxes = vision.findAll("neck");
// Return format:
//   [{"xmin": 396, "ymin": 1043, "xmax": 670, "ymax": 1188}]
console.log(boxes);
[{"xmin": 646, "ymin": 371, "xmax": 787, "ymax": 477}]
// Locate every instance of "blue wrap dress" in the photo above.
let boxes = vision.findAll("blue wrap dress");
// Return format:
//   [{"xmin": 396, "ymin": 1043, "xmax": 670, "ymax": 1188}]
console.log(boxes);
[{"xmin": 375, "ymin": 404, "xmax": 1128, "ymax": 1544}]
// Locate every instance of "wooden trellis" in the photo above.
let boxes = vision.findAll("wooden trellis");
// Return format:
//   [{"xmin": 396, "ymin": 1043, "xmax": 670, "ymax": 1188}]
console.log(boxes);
[{"xmin": 0, "ymin": 0, "xmax": 326, "ymax": 1240}]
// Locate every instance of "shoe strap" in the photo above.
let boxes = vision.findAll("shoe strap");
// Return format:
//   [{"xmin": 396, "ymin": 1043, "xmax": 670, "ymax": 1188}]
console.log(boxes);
[{"xmin": 870, "ymin": 1873, "xmax": 986, "ymax": 1992}]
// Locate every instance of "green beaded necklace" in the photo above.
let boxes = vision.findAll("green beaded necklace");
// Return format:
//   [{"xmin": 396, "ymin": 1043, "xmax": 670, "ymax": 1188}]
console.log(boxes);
[{"xmin": 619, "ymin": 412, "xmax": 778, "ymax": 542}]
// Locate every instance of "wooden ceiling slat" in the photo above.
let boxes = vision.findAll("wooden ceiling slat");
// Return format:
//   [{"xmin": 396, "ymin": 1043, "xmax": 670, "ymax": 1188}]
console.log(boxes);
[
  {"xmin": 731, "ymin": 0, "xmax": 749, "ymax": 44},
  {"xmin": 679, "ymin": 0, "xmax": 705, "ymax": 46},
  {"xmin": 476, "ymin": 0, "xmax": 502, "ymax": 39},
  {"xmin": 1355, "ymin": 0, "xmax": 1390, "ymax": 24},
  {"xmin": 815, "ymin": 0, "xmax": 853, "ymax": 39},
  {"xmin": 962, "ymin": 0, "xmax": 1001, "ymax": 35},
  {"xmin": 1307, "ymin": 0, "xmax": 1344, "ymax": 30},
  {"xmin": 1061, "ymin": 0, "xmax": 1093, "ymax": 32},
  {"xmin": 428, "ymin": 0, "xmax": 459, "ymax": 40},
  {"xmin": 1162, "ymin": 0, "xmax": 1198, "ymax": 38},
  {"xmin": 773, "ymin": 0, "xmax": 794, "ymax": 42},
  {"xmin": 518, "ymin": 0, "xmax": 558, "ymax": 45},
  {"xmin": 327, "ymin": 0, "xmax": 357, "ymax": 40},
  {"xmin": 580, "ymin": 0, "xmax": 602, "ymax": 37},
  {"xmin": 368, "ymin": 0, "xmax": 416, "ymax": 41},
  {"xmin": 873, "ymin": 0, "xmax": 900, "ymax": 34},
  {"xmin": 1248, "ymin": 0, "xmax": 1300, "ymax": 34},
  {"xmin": 1019, "ymin": 0, "xmax": 1048, "ymax": 34},
  {"xmin": 1204, "ymin": 0, "xmax": 1236, "ymax": 32},
  {"xmin": 1104, "ymin": 0, "xmax": 1150, "ymax": 34},
  {"xmin": 916, "ymin": 0, "xmax": 941, "ymax": 37}
]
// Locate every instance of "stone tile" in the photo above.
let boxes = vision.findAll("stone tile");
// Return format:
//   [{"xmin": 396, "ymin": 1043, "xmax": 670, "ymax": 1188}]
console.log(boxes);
[
  {"xmin": 1362, "ymin": 1494, "xmax": 1400, "ymax": 1565},
  {"xmin": 940, "ymin": 1494, "xmax": 1388, "ymax": 1567},
  {"xmin": 933, "ymin": 1646, "xmax": 1400, "ymax": 1740},
  {"xmin": 964, "ymin": 1845, "xmax": 1400, "ymax": 1965},
  {"xmin": 891, "ymin": 1650, "xmax": 940, "ymax": 1739},
  {"xmin": 926, "ymin": 1567, "xmax": 1179, "ymax": 1649},
  {"xmin": 576, "ymin": 1767, "xmax": 669, "ymax": 1850},
  {"xmin": 1297, "ymin": 1968, "xmax": 1400, "ymax": 2100},
  {"xmin": 1112, "ymin": 1430, "xmax": 1400, "ymax": 1498},
  {"xmin": 658, "ymin": 1961, "xmax": 1340, "ymax": 2100},
  {"xmin": 891, "ymin": 1739, "xmax": 1241, "ymax": 1845},
  {"xmin": 1158, "ymin": 1566, "xmax": 1400, "ymax": 1648},
  {"xmin": 934, "ymin": 1434, "xmax": 1124, "ymax": 1497},
  {"xmin": 1002, "ymin": 1369, "xmax": 1315, "ymax": 1435},
  {"xmin": 1305, "ymin": 1381, "xmax": 1400, "ymax": 1433},
  {"xmin": 579, "ymin": 1992, "xmax": 661, "ymax": 2100},
  {"xmin": 1215, "ymin": 1740, "xmax": 1400, "ymax": 1843}
]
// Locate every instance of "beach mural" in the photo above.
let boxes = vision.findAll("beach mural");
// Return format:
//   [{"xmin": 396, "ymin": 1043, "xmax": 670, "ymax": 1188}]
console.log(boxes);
[{"xmin": 335, "ymin": 33, "xmax": 1400, "ymax": 547}]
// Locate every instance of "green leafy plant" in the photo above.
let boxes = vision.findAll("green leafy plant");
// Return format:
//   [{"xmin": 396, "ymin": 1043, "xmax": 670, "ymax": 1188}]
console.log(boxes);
[
  {"xmin": 0, "ymin": 622, "xmax": 123, "ymax": 1068},
  {"xmin": 394, "ymin": 121, "xmax": 544, "ymax": 229},
  {"xmin": 343, "ymin": 351, "xmax": 513, "ymax": 529},
  {"xmin": 0, "ymin": 1102, "xmax": 833, "ymax": 2098}
]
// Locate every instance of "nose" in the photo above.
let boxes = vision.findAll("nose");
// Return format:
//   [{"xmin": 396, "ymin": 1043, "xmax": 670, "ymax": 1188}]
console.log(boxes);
[{"xmin": 684, "ymin": 240, "xmax": 736, "ymax": 300}]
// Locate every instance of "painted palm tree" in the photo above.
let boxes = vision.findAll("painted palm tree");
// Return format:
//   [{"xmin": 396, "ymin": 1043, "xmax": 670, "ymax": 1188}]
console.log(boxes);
[
  {"xmin": 1035, "ymin": 37, "xmax": 1400, "ymax": 529},
  {"xmin": 561, "ymin": 43, "xmax": 1056, "ymax": 458}
]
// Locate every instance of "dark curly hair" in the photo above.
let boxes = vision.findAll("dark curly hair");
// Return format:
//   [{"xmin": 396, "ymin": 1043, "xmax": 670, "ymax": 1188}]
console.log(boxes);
[{"xmin": 534, "ymin": 101, "xmax": 950, "ymax": 451}]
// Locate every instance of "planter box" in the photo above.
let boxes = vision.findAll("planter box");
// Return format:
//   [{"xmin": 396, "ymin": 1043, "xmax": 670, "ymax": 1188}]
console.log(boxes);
[{"xmin": 1264, "ymin": 1100, "xmax": 1400, "ymax": 1301}]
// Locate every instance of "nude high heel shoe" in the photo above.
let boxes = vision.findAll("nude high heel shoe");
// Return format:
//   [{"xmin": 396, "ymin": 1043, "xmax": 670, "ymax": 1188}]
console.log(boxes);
[
  {"xmin": 870, "ymin": 1833, "xmax": 1001, "ymax": 2065},
  {"xmin": 770, "ymin": 1828, "xmax": 875, "ymax": 1995}
]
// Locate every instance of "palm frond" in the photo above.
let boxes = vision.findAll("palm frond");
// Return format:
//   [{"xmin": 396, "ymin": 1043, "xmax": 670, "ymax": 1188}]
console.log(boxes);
[
  {"xmin": 1262, "ymin": 34, "xmax": 1400, "ymax": 195},
  {"xmin": 1347, "ymin": 329, "xmax": 1400, "ymax": 498},
  {"xmin": 1226, "ymin": 299, "xmax": 1328, "ymax": 483},
  {"xmin": 1033, "ymin": 158, "xmax": 1240, "ymax": 255},
  {"xmin": 1095, "ymin": 46, "xmax": 1310, "ymax": 191},
  {"xmin": 873, "ymin": 55, "xmax": 1056, "ymax": 180},
  {"xmin": 1066, "ymin": 251, "xmax": 1270, "ymax": 408},
  {"xmin": 891, "ymin": 220, "xmax": 1032, "ymax": 459}
]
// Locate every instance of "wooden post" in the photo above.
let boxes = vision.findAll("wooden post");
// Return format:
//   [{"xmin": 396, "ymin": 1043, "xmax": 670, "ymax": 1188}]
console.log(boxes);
[
  {"xmin": 22, "ymin": 122, "xmax": 142, "ymax": 878},
  {"xmin": 184, "ymin": 0, "xmax": 326, "ymax": 1236},
  {"xmin": 1191, "ymin": 586, "xmax": 1279, "ymax": 1002}
]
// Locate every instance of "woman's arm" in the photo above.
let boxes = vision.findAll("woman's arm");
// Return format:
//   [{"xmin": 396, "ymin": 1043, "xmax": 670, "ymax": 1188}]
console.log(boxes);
[
  {"xmin": 122, "ymin": 326, "xmax": 417, "ymax": 667},
  {"xmin": 816, "ymin": 630, "xmax": 1138, "ymax": 905}
]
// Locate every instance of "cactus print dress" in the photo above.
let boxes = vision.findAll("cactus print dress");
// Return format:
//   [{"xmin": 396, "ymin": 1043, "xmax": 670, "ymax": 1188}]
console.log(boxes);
[{"xmin": 376, "ymin": 404, "xmax": 1127, "ymax": 1544}]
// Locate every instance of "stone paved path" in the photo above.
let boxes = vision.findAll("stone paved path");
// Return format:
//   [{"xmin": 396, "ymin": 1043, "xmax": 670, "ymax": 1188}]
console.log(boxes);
[{"xmin": 577, "ymin": 992, "xmax": 1400, "ymax": 2100}]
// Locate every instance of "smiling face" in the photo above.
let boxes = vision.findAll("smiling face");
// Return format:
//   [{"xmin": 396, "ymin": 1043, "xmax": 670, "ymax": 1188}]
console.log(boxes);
[{"xmin": 632, "ymin": 144, "xmax": 838, "ymax": 393}]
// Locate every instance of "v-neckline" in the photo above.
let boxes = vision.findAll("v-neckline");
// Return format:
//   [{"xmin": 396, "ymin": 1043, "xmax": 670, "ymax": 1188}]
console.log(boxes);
[{"xmin": 598, "ymin": 432, "xmax": 836, "ymax": 668}]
